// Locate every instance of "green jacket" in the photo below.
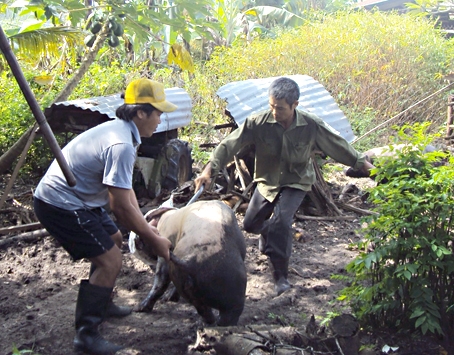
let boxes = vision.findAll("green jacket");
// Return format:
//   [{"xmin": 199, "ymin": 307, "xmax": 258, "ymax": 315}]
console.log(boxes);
[{"xmin": 211, "ymin": 109, "xmax": 366, "ymax": 202}]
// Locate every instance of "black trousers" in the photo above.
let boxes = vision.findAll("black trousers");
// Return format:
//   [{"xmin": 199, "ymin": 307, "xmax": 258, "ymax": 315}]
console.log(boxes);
[{"xmin": 243, "ymin": 187, "xmax": 306, "ymax": 260}]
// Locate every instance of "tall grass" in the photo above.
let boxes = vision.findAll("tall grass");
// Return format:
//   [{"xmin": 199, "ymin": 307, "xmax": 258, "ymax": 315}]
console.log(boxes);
[{"xmin": 192, "ymin": 10, "xmax": 454, "ymax": 150}]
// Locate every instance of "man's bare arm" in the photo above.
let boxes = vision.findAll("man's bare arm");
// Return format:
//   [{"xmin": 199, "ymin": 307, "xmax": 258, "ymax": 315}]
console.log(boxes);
[{"xmin": 108, "ymin": 187, "xmax": 171, "ymax": 261}]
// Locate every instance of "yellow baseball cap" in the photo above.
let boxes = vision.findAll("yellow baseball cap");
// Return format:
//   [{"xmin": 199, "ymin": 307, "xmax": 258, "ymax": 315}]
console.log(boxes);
[{"xmin": 124, "ymin": 78, "xmax": 178, "ymax": 113}]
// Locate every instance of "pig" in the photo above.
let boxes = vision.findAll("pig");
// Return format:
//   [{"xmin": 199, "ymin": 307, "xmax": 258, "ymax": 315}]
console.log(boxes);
[
  {"xmin": 345, "ymin": 144, "xmax": 438, "ymax": 178},
  {"xmin": 132, "ymin": 200, "xmax": 247, "ymax": 326}
]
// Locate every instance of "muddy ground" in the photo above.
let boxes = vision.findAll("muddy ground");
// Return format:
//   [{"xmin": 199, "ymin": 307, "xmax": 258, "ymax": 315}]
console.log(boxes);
[{"xmin": 0, "ymin": 167, "xmax": 442, "ymax": 355}]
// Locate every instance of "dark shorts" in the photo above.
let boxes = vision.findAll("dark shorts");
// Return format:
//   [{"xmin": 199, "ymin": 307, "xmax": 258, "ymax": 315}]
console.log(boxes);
[{"xmin": 33, "ymin": 197, "xmax": 119, "ymax": 261}]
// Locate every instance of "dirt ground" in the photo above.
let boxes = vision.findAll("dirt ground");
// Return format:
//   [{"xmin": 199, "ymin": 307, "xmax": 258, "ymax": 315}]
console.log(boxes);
[{"xmin": 0, "ymin": 167, "xmax": 443, "ymax": 355}]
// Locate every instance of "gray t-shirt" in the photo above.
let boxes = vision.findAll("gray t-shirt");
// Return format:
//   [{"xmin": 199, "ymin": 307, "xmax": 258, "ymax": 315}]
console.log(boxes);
[{"xmin": 35, "ymin": 119, "xmax": 141, "ymax": 210}]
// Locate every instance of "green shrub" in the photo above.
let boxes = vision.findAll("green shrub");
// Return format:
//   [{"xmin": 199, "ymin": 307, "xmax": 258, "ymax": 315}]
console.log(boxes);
[
  {"xmin": 339, "ymin": 123, "xmax": 454, "ymax": 351},
  {"xmin": 0, "ymin": 63, "xmax": 129, "ymax": 175}
]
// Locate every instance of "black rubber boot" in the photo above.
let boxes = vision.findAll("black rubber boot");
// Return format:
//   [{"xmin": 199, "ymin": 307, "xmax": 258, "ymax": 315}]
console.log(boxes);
[
  {"xmin": 268, "ymin": 257, "xmax": 292, "ymax": 296},
  {"xmin": 90, "ymin": 264, "xmax": 132, "ymax": 318},
  {"xmin": 74, "ymin": 280, "xmax": 124, "ymax": 355}
]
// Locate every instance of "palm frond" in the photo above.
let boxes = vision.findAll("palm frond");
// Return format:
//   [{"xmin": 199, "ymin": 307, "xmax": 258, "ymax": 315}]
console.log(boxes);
[{"xmin": 8, "ymin": 26, "xmax": 83, "ymax": 60}]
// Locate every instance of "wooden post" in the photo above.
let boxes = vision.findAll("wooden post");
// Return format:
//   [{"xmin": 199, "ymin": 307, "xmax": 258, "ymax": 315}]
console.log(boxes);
[{"xmin": 447, "ymin": 94, "xmax": 454, "ymax": 139}]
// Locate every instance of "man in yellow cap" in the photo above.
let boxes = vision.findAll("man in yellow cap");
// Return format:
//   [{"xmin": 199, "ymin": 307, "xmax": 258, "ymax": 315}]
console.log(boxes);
[{"xmin": 33, "ymin": 78, "xmax": 177, "ymax": 354}]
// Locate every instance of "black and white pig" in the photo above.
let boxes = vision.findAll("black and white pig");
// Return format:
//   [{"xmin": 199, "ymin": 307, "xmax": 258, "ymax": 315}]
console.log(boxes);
[
  {"xmin": 131, "ymin": 200, "xmax": 247, "ymax": 326},
  {"xmin": 345, "ymin": 144, "xmax": 438, "ymax": 178}
]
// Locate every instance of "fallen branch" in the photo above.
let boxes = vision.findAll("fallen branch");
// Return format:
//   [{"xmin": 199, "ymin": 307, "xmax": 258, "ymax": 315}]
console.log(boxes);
[
  {"xmin": 0, "ymin": 221, "xmax": 42, "ymax": 235},
  {"xmin": 289, "ymin": 266, "xmax": 306, "ymax": 279},
  {"xmin": 312, "ymin": 159, "xmax": 342, "ymax": 216},
  {"xmin": 234, "ymin": 155, "xmax": 252, "ymax": 189},
  {"xmin": 338, "ymin": 183, "xmax": 358, "ymax": 203},
  {"xmin": 295, "ymin": 213, "xmax": 357, "ymax": 221},
  {"xmin": 232, "ymin": 181, "xmax": 254, "ymax": 213},
  {"xmin": 0, "ymin": 228, "xmax": 49, "ymax": 249},
  {"xmin": 230, "ymin": 189, "xmax": 252, "ymax": 202},
  {"xmin": 337, "ymin": 203, "xmax": 378, "ymax": 216},
  {"xmin": 188, "ymin": 316, "xmax": 359, "ymax": 355}
]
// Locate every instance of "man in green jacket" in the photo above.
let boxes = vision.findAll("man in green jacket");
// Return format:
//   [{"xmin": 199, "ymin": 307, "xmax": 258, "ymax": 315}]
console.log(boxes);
[{"xmin": 194, "ymin": 77, "xmax": 374, "ymax": 296}]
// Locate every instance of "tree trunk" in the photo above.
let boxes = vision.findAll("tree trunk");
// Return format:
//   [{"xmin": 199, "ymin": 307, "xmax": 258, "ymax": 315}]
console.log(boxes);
[
  {"xmin": 0, "ymin": 125, "xmax": 36, "ymax": 174},
  {"xmin": 0, "ymin": 22, "xmax": 110, "ymax": 175}
]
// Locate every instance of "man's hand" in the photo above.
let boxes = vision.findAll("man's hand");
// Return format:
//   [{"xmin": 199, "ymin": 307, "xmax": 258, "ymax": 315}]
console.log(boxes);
[
  {"xmin": 147, "ymin": 230, "xmax": 172, "ymax": 261},
  {"xmin": 109, "ymin": 187, "xmax": 172, "ymax": 261},
  {"xmin": 360, "ymin": 160, "xmax": 376, "ymax": 177},
  {"xmin": 194, "ymin": 162, "xmax": 212, "ymax": 192}
]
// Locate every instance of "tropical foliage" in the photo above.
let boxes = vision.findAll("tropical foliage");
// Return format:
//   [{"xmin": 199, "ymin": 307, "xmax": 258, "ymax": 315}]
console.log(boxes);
[
  {"xmin": 2, "ymin": 2, "xmax": 454, "ymax": 352},
  {"xmin": 2, "ymin": 8, "xmax": 454, "ymax": 170},
  {"xmin": 189, "ymin": 11, "xmax": 454, "ymax": 153},
  {"xmin": 339, "ymin": 123, "xmax": 454, "ymax": 353}
]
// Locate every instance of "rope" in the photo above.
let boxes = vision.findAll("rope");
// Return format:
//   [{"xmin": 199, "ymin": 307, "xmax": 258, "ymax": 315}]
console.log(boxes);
[{"xmin": 352, "ymin": 82, "xmax": 454, "ymax": 145}]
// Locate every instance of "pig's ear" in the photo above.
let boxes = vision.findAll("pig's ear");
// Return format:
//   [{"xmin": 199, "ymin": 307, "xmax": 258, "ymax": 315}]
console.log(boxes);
[
  {"xmin": 149, "ymin": 216, "xmax": 159, "ymax": 227},
  {"xmin": 145, "ymin": 207, "xmax": 177, "ymax": 222}
]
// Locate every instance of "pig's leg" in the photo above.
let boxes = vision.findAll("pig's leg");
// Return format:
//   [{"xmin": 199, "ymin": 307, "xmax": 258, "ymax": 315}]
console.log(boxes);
[
  {"xmin": 136, "ymin": 257, "xmax": 171, "ymax": 312},
  {"xmin": 162, "ymin": 282, "xmax": 180, "ymax": 302},
  {"xmin": 178, "ymin": 277, "xmax": 217, "ymax": 324}
]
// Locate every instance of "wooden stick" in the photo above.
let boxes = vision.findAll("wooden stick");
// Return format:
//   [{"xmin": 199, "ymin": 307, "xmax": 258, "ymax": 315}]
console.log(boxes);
[
  {"xmin": 0, "ymin": 222, "xmax": 43, "ymax": 235},
  {"xmin": 337, "ymin": 203, "xmax": 378, "ymax": 216},
  {"xmin": 233, "ymin": 181, "xmax": 254, "ymax": 212},
  {"xmin": 230, "ymin": 189, "xmax": 251, "ymax": 202},
  {"xmin": 295, "ymin": 213, "xmax": 357, "ymax": 221},
  {"xmin": 234, "ymin": 156, "xmax": 247, "ymax": 191},
  {"xmin": 0, "ymin": 228, "xmax": 49, "ymax": 248},
  {"xmin": 313, "ymin": 160, "xmax": 342, "ymax": 216},
  {"xmin": 447, "ymin": 94, "xmax": 454, "ymax": 138},
  {"xmin": 234, "ymin": 155, "xmax": 252, "ymax": 186}
]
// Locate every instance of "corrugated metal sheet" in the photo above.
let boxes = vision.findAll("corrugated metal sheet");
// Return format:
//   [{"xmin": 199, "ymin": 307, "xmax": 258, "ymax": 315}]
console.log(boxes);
[
  {"xmin": 216, "ymin": 74, "xmax": 356, "ymax": 142},
  {"xmin": 44, "ymin": 88, "xmax": 192, "ymax": 134}
]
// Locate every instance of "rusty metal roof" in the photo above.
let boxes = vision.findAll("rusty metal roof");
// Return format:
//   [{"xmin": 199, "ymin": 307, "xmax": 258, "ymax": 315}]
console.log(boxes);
[
  {"xmin": 44, "ymin": 88, "xmax": 192, "ymax": 134},
  {"xmin": 216, "ymin": 74, "xmax": 356, "ymax": 142}
]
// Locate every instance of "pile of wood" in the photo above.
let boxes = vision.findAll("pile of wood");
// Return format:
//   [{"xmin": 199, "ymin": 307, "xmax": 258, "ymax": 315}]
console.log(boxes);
[
  {"xmin": 0, "ymin": 186, "xmax": 47, "ymax": 249},
  {"xmin": 189, "ymin": 313, "xmax": 360, "ymax": 355},
  {"xmin": 196, "ymin": 148, "xmax": 377, "ymax": 221}
]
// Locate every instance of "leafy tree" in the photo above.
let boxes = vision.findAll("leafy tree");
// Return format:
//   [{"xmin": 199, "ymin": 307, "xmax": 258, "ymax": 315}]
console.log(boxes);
[
  {"xmin": 244, "ymin": 5, "xmax": 305, "ymax": 30},
  {"xmin": 405, "ymin": 0, "xmax": 452, "ymax": 17},
  {"xmin": 0, "ymin": 0, "xmax": 83, "ymax": 71},
  {"xmin": 0, "ymin": 0, "xmax": 212, "ymax": 173}
]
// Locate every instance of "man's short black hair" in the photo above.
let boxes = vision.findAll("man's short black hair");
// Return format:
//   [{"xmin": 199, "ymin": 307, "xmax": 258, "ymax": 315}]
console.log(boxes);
[
  {"xmin": 268, "ymin": 77, "xmax": 300, "ymax": 106},
  {"xmin": 115, "ymin": 103, "xmax": 156, "ymax": 122}
]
